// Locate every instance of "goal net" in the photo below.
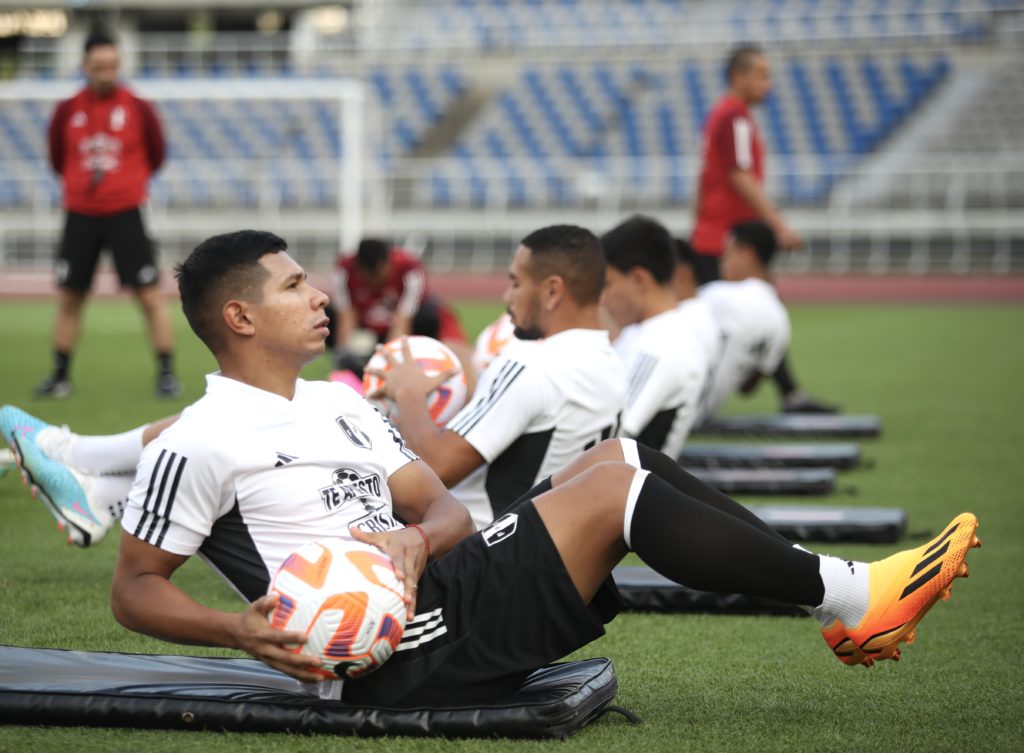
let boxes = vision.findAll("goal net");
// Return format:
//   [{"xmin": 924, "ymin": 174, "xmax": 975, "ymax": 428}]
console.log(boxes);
[{"xmin": 0, "ymin": 76, "xmax": 366, "ymax": 273}]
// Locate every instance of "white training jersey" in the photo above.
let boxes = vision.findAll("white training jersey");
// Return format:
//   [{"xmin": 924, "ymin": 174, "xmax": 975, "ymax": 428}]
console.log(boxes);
[
  {"xmin": 614, "ymin": 298, "xmax": 719, "ymax": 458},
  {"xmin": 447, "ymin": 328, "xmax": 626, "ymax": 530},
  {"xmin": 122, "ymin": 374, "xmax": 419, "ymax": 604},
  {"xmin": 698, "ymin": 278, "xmax": 791, "ymax": 419}
]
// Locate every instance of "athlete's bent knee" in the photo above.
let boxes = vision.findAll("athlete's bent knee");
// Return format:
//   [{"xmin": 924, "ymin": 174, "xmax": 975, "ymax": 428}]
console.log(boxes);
[{"xmin": 574, "ymin": 461, "xmax": 638, "ymax": 511}]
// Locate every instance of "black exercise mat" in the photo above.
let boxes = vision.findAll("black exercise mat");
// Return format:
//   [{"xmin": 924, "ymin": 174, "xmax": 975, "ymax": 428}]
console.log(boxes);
[
  {"xmin": 694, "ymin": 414, "xmax": 881, "ymax": 439},
  {"xmin": 689, "ymin": 467, "xmax": 837, "ymax": 495},
  {"xmin": 747, "ymin": 503, "xmax": 907, "ymax": 543},
  {"xmin": 0, "ymin": 645, "xmax": 617, "ymax": 739},
  {"xmin": 680, "ymin": 443, "xmax": 861, "ymax": 470},
  {"xmin": 612, "ymin": 566, "xmax": 806, "ymax": 616}
]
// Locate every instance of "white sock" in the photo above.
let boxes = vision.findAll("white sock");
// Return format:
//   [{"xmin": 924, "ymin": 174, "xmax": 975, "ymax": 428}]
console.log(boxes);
[
  {"xmin": 816, "ymin": 554, "xmax": 870, "ymax": 628},
  {"xmin": 619, "ymin": 438, "xmax": 641, "ymax": 469},
  {"xmin": 88, "ymin": 473, "xmax": 134, "ymax": 522},
  {"xmin": 69, "ymin": 425, "xmax": 148, "ymax": 475}
]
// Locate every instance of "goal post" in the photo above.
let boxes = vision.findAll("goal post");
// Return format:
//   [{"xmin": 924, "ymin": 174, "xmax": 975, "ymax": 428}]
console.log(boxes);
[{"xmin": 0, "ymin": 76, "xmax": 366, "ymax": 267}]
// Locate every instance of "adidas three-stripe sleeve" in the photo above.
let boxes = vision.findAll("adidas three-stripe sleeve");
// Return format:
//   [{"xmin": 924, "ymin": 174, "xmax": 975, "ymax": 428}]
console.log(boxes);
[{"xmin": 123, "ymin": 432, "xmax": 234, "ymax": 555}]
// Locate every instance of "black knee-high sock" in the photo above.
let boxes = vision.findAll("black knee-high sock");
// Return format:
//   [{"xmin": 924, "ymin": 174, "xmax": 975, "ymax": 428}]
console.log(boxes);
[
  {"xmin": 634, "ymin": 443, "xmax": 790, "ymax": 544},
  {"xmin": 772, "ymin": 354, "xmax": 798, "ymax": 397},
  {"xmin": 53, "ymin": 350, "xmax": 71, "ymax": 381},
  {"xmin": 628, "ymin": 472, "xmax": 824, "ymax": 606}
]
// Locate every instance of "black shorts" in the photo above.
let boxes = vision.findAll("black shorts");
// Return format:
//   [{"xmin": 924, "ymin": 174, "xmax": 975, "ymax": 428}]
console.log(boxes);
[
  {"xmin": 56, "ymin": 208, "xmax": 159, "ymax": 292},
  {"xmin": 343, "ymin": 500, "xmax": 623, "ymax": 708}
]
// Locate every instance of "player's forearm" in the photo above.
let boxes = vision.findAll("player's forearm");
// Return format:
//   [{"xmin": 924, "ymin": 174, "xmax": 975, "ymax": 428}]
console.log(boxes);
[
  {"xmin": 387, "ymin": 313, "xmax": 413, "ymax": 342},
  {"xmin": 334, "ymin": 308, "xmax": 356, "ymax": 347},
  {"xmin": 730, "ymin": 170, "xmax": 785, "ymax": 230},
  {"xmin": 416, "ymin": 494, "xmax": 476, "ymax": 554},
  {"xmin": 392, "ymin": 387, "xmax": 450, "ymax": 473},
  {"xmin": 111, "ymin": 571, "xmax": 245, "ymax": 650}
]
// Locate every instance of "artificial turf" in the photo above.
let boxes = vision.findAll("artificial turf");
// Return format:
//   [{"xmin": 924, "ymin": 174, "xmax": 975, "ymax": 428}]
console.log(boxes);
[{"xmin": 0, "ymin": 298, "xmax": 1022, "ymax": 753}]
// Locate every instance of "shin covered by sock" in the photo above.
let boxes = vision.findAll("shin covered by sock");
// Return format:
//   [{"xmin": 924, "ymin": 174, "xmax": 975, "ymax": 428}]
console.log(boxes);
[
  {"xmin": 622, "ymin": 439, "xmax": 790, "ymax": 544},
  {"xmin": 625, "ymin": 470, "xmax": 825, "ymax": 606},
  {"xmin": 69, "ymin": 425, "xmax": 147, "ymax": 475}
]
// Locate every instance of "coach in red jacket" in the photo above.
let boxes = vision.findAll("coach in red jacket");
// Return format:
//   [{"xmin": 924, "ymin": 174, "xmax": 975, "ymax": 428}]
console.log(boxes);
[{"xmin": 36, "ymin": 31, "xmax": 180, "ymax": 399}]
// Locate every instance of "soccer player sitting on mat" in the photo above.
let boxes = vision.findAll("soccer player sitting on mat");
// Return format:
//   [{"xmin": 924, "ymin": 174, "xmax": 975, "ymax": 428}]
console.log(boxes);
[
  {"xmin": 600, "ymin": 216, "xmax": 720, "ymax": 459},
  {"xmin": 369, "ymin": 225, "xmax": 626, "ymax": 531},
  {"xmin": 1, "ymin": 231, "xmax": 980, "ymax": 707},
  {"xmin": 696, "ymin": 220, "xmax": 832, "ymax": 424}
]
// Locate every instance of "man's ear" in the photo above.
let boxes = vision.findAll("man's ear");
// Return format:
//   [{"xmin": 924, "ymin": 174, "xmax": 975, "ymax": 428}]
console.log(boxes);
[
  {"xmin": 223, "ymin": 299, "xmax": 256, "ymax": 338},
  {"xmin": 629, "ymin": 266, "xmax": 652, "ymax": 290},
  {"xmin": 542, "ymin": 275, "xmax": 566, "ymax": 312}
]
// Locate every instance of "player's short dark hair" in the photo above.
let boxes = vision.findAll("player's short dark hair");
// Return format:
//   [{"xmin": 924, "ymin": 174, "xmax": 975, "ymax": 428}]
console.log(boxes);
[
  {"xmin": 520, "ymin": 225, "xmax": 605, "ymax": 306},
  {"xmin": 84, "ymin": 30, "xmax": 117, "ymax": 55},
  {"xmin": 674, "ymin": 238, "xmax": 696, "ymax": 268},
  {"xmin": 726, "ymin": 45, "xmax": 764, "ymax": 81},
  {"xmin": 176, "ymin": 230, "xmax": 288, "ymax": 352},
  {"xmin": 731, "ymin": 220, "xmax": 777, "ymax": 266},
  {"xmin": 356, "ymin": 239, "xmax": 390, "ymax": 272},
  {"xmin": 600, "ymin": 215, "xmax": 676, "ymax": 284}
]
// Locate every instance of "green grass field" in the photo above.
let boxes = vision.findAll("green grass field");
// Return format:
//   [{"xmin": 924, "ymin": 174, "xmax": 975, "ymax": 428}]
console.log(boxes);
[{"xmin": 1, "ymin": 298, "xmax": 1023, "ymax": 753}]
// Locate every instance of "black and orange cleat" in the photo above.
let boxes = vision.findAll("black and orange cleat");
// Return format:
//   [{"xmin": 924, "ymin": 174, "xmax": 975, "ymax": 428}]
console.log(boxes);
[
  {"xmin": 846, "ymin": 513, "xmax": 980, "ymax": 664},
  {"xmin": 821, "ymin": 619, "xmax": 872, "ymax": 667}
]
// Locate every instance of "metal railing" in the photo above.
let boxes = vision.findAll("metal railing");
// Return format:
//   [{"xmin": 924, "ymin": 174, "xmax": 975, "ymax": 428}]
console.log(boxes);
[
  {"xmin": 2, "ymin": 153, "xmax": 1022, "ymax": 215},
  {"xmin": 1, "ymin": 153, "xmax": 1021, "ymax": 276},
  {"xmin": 384, "ymin": 154, "xmax": 1024, "ymax": 213}
]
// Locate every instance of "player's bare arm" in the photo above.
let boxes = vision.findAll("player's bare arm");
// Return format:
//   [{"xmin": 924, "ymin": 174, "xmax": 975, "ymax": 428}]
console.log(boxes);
[
  {"xmin": 111, "ymin": 530, "xmax": 323, "ymax": 682},
  {"xmin": 352, "ymin": 459, "xmax": 474, "ymax": 617},
  {"xmin": 333, "ymin": 305, "xmax": 357, "ymax": 349},
  {"xmin": 729, "ymin": 169, "xmax": 802, "ymax": 250},
  {"xmin": 386, "ymin": 311, "xmax": 414, "ymax": 342},
  {"xmin": 367, "ymin": 337, "xmax": 486, "ymax": 486}
]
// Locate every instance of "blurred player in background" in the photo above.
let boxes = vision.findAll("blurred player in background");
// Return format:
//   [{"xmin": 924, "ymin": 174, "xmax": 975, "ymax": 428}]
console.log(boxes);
[
  {"xmin": 601, "ymin": 216, "xmax": 718, "ymax": 458},
  {"xmin": 36, "ymin": 30, "xmax": 180, "ymax": 400},
  {"xmin": 698, "ymin": 221, "xmax": 817, "ymax": 421},
  {"xmin": 329, "ymin": 238, "xmax": 472, "ymax": 381},
  {"xmin": 692, "ymin": 45, "xmax": 834, "ymax": 414},
  {"xmin": 371, "ymin": 225, "xmax": 625, "ymax": 530}
]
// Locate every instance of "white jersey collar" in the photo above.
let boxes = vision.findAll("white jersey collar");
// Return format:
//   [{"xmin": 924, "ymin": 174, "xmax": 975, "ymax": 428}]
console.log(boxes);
[{"xmin": 204, "ymin": 372, "xmax": 306, "ymax": 411}]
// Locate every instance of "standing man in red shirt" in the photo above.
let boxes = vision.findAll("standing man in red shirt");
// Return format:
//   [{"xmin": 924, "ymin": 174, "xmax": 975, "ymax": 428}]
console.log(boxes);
[
  {"xmin": 691, "ymin": 46, "xmax": 834, "ymax": 413},
  {"xmin": 36, "ymin": 31, "xmax": 180, "ymax": 399}
]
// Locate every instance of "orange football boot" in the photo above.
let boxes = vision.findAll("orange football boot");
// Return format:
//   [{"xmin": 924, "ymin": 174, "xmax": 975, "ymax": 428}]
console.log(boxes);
[
  {"xmin": 821, "ymin": 619, "xmax": 871, "ymax": 667},
  {"xmin": 846, "ymin": 513, "xmax": 980, "ymax": 663}
]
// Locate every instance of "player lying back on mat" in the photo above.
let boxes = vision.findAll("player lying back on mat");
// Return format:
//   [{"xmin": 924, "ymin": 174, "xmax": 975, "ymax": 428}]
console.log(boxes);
[{"xmin": 1, "ymin": 230, "xmax": 980, "ymax": 707}]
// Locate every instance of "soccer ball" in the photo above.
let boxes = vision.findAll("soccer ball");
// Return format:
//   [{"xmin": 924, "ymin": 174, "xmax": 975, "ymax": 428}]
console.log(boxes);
[
  {"xmin": 362, "ymin": 335, "xmax": 468, "ymax": 426},
  {"xmin": 472, "ymin": 313, "xmax": 517, "ymax": 373},
  {"xmin": 267, "ymin": 537, "xmax": 407, "ymax": 679}
]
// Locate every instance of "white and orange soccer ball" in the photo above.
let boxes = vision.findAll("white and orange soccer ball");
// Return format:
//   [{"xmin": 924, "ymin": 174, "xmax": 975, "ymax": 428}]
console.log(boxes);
[
  {"xmin": 362, "ymin": 335, "xmax": 468, "ymax": 426},
  {"xmin": 472, "ymin": 313, "xmax": 517, "ymax": 373},
  {"xmin": 268, "ymin": 537, "xmax": 407, "ymax": 679}
]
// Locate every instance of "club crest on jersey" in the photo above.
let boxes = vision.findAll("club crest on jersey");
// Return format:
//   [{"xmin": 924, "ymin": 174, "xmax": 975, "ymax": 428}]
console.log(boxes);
[
  {"xmin": 336, "ymin": 416, "xmax": 372, "ymax": 450},
  {"xmin": 320, "ymin": 467, "xmax": 382, "ymax": 511},
  {"xmin": 482, "ymin": 513, "xmax": 518, "ymax": 547}
]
